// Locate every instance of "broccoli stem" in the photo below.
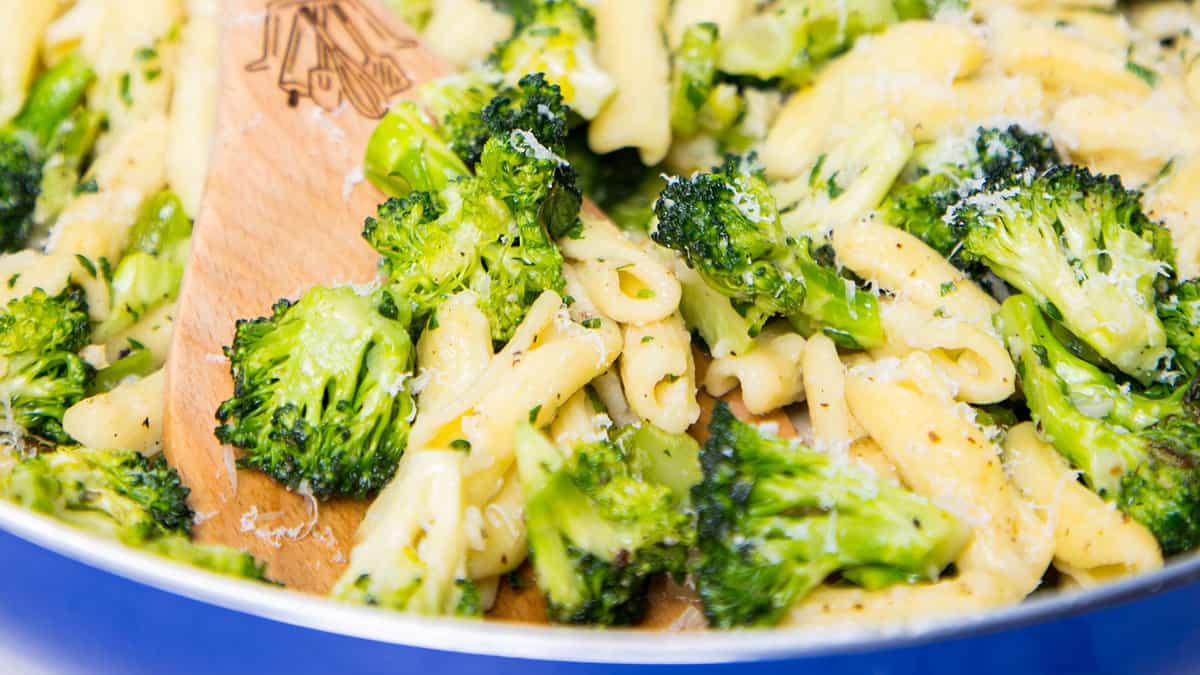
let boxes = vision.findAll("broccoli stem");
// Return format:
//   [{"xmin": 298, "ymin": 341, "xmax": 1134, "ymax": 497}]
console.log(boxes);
[
  {"xmin": 33, "ymin": 107, "xmax": 104, "ymax": 224},
  {"xmin": 789, "ymin": 245, "xmax": 883, "ymax": 349},
  {"xmin": 10, "ymin": 53, "xmax": 95, "ymax": 150},
  {"xmin": 365, "ymin": 101, "xmax": 468, "ymax": 198}
]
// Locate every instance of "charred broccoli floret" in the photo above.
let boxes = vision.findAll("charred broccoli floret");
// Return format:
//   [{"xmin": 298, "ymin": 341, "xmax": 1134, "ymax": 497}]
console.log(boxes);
[
  {"xmin": 515, "ymin": 421, "xmax": 698, "ymax": 625},
  {"xmin": 94, "ymin": 190, "xmax": 192, "ymax": 342},
  {"xmin": 364, "ymin": 129, "xmax": 575, "ymax": 343},
  {"xmin": 0, "ymin": 286, "xmax": 93, "ymax": 444},
  {"xmin": 214, "ymin": 286, "xmax": 416, "ymax": 499},
  {"xmin": 691, "ymin": 402, "xmax": 970, "ymax": 627},
  {"xmin": 0, "ymin": 53, "xmax": 95, "ymax": 250},
  {"xmin": 997, "ymin": 294, "xmax": 1200, "ymax": 554},
  {"xmin": 880, "ymin": 125, "xmax": 1060, "ymax": 260},
  {"xmin": 652, "ymin": 154, "xmax": 882, "ymax": 348},
  {"xmin": 957, "ymin": 165, "xmax": 1174, "ymax": 384},
  {"xmin": 2, "ymin": 445, "xmax": 266, "ymax": 579},
  {"xmin": 491, "ymin": 0, "xmax": 613, "ymax": 119},
  {"xmin": 420, "ymin": 71, "xmax": 570, "ymax": 171}
]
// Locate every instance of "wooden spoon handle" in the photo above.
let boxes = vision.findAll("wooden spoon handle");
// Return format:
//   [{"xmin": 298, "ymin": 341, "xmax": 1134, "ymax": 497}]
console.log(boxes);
[{"xmin": 163, "ymin": 0, "xmax": 446, "ymax": 593}]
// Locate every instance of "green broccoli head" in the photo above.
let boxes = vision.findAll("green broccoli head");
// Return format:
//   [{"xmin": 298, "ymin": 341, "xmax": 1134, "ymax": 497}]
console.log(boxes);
[
  {"xmin": 364, "ymin": 130, "xmax": 571, "ymax": 343},
  {"xmin": 996, "ymin": 294, "xmax": 1200, "ymax": 554},
  {"xmin": 215, "ymin": 285, "xmax": 416, "ymax": 499},
  {"xmin": 491, "ymin": 0, "xmax": 614, "ymax": 119},
  {"xmin": 653, "ymin": 154, "xmax": 881, "ymax": 347},
  {"xmin": 515, "ymin": 421, "xmax": 697, "ymax": 625},
  {"xmin": 1159, "ymin": 278, "xmax": 1200, "ymax": 377},
  {"xmin": 880, "ymin": 125, "xmax": 1060, "ymax": 260},
  {"xmin": 4, "ymin": 446, "xmax": 191, "ymax": 542},
  {"xmin": 959, "ymin": 165, "xmax": 1174, "ymax": 384},
  {"xmin": 0, "ymin": 52, "xmax": 95, "ymax": 251},
  {"xmin": 718, "ymin": 0, "xmax": 926, "ymax": 87},
  {"xmin": 0, "ymin": 286, "xmax": 93, "ymax": 444},
  {"xmin": 692, "ymin": 402, "xmax": 970, "ymax": 627},
  {"xmin": 364, "ymin": 101, "xmax": 469, "ymax": 198}
]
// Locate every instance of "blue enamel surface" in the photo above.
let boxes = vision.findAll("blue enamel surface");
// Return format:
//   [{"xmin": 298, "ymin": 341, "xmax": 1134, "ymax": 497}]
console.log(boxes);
[{"xmin": 1, "ymin": 527, "xmax": 1197, "ymax": 675}]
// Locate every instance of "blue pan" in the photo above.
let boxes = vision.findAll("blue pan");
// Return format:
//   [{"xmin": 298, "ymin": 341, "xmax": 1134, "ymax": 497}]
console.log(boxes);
[{"xmin": 2, "ymin": 498, "xmax": 1199, "ymax": 675}]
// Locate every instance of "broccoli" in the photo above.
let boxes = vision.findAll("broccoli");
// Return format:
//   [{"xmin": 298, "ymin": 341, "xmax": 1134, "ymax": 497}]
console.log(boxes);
[
  {"xmin": 364, "ymin": 102, "xmax": 469, "ymax": 198},
  {"xmin": 214, "ymin": 285, "xmax": 416, "ymax": 499},
  {"xmin": 514, "ymin": 421, "xmax": 698, "ymax": 624},
  {"xmin": 2, "ymin": 445, "xmax": 266, "ymax": 579},
  {"xmin": 652, "ymin": 154, "xmax": 882, "ymax": 348},
  {"xmin": 491, "ymin": 0, "xmax": 614, "ymax": 119},
  {"xmin": 675, "ymin": 262, "xmax": 756, "ymax": 358},
  {"xmin": 717, "ymin": 0, "xmax": 934, "ymax": 87},
  {"xmin": 996, "ymin": 294, "xmax": 1200, "ymax": 554},
  {"xmin": 1159, "ymin": 278, "xmax": 1200, "ymax": 377},
  {"xmin": 691, "ymin": 402, "xmax": 970, "ymax": 627},
  {"xmin": 671, "ymin": 23, "xmax": 742, "ymax": 138},
  {"xmin": 94, "ymin": 190, "xmax": 192, "ymax": 342},
  {"xmin": 564, "ymin": 131, "xmax": 663, "ymax": 231},
  {"xmin": 879, "ymin": 125, "xmax": 1060, "ymax": 260},
  {"xmin": 772, "ymin": 114, "xmax": 913, "ymax": 236},
  {"xmin": 0, "ymin": 286, "xmax": 93, "ymax": 444},
  {"xmin": 364, "ymin": 129, "xmax": 575, "ymax": 343},
  {"xmin": 956, "ymin": 164, "xmax": 1174, "ymax": 384},
  {"xmin": 422, "ymin": 71, "xmax": 570, "ymax": 169},
  {"xmin": 90, "ymin": 341, "xmax": 156, "ymax": 395},
  {"xmin": 0, "ymin": 53, "xmax": 95, "ymax": 251},
  {"xmin": 332, "ymin": 451, "xmax": 480, "ymax": 615},
  {"xmin": 33, "ymin": 107, "xmax": 103, "ymax": 227}
]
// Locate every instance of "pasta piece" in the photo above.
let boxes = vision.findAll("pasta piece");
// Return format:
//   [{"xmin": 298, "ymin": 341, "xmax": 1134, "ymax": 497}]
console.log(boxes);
[
  {"xmin": 667, "ymin": 0, "xmax": 753, "ymax": 48},
  {"xmin": 1147, "ymin": 155, "xmax": 1200, "ymax": 279},
  {"xmin": 103, "ymin": 302, "xmax": 176, "ymax": 369},
  {"xmin": 588, "ymin": 0, "xmax": 672, "ymax": 164},
  {"xmin": 704, "ymin": 323, "xmax": 806, "ymax": 416},
  {"xmin": 622, "ymin": 313, "xmax": 700, "ymax": 434},
  {"xmin": 423, "ymin": 0, "xmax": 514, "ymax": 69},
  {"xmin": 0, "ymin": 1, "xmax": 58, "ymax": 124},
  {"xmin": 414, "ymin": 291, "xmax": 494, "ymax": 416},
  {"xmin": 62, "ymin": 369, "xmax": 165, "ymax": 456},
  {"xmin": 874, "ymin": 298, "xmax": 1016, "ymax": 404},
  {"xmin": 834, "ymin": 219, "xmax": 999, "ymax": 329},
  {"xmin": 49, "ymin": 114, "xmax": 170, "ymax": 266},
  {"xmin": 873, "ymin": 75, "xmax": 1046, "ymax": 144},
  {"xmin": 550, "ymin": 389, "xmax": 612, "ymax": 447},
  {"xmin": 0, "ymin": 251, "xmax": 75, "ymax": 305},
  {"xmin": 409, "ymin": 290, "xmax": 622, "ymax": 506},
  {"xmin": 847, "ymin": 437, "xmax": 900, "ymax": 485},
  {"xmin": 559, "ymin": 208, "xmax": 681, "ymax": 326},
  {"xmin": 988, "ymin": 6, "xmax": 1152, "ymax": 98},
  {"xmin": 787, "ymin": 354, "xmax": 1053, "ymax": 627},
  {"xmin": 1052, "ymin": 95, "xmax": 1198, "ymax": 180},
  {"xmin": 465, "ymin": 467, "xmax": 528, "ymax": 579},
  {"xmin": 763, "ymin": 21, "xmax": 986, "ymax": 178},
  {"xmin": 1003, "ymin": 423, "xmax": 1163, "ymax": 588},
  {"xmin": 801, "ymin": 333, "xmax": 859, "ymax": 449},
  {"xmin": 167, "ymin": 0, "xmax": 220, "ymax": 217},
  {"xmin": 590, "ymin": 368, "xmax": 638, "ymax": 427}
]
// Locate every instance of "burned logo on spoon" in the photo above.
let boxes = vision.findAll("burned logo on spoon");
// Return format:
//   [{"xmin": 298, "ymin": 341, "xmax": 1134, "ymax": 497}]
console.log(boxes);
[{"xmin": 246, "ymin": 0, "xmax": 417, "ymax": 119}]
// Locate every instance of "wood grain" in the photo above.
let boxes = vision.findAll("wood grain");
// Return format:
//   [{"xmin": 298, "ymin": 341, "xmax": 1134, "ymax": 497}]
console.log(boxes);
[{"xmin": 163, "ymin": 0, "xmax": 445, "ymax": 593}]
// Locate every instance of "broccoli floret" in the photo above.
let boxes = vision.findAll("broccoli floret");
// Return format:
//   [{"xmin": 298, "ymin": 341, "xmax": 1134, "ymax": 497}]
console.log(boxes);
[
  {"xmin": 364, "ymin": 129, "xmax": 574, "ymax": 343},
  {"xmin": 94, "ymin": 190, "xmax": 192, "ymax": 342},
  {"xmin": 957, "ymin": 165, "xmax": 1174, "ymax": 384},
  {"xmin": 332, "ymin": 451, "xmax": 479, "ymax": 615},
  {"xmin": 772, "ymin": 114, "xmax": 913, "ymax": 236},
  {"xmin": 717, "ymin": 0, "xmax": 930, "ymax": 87},
  {"xmin": 653, "ymin": 154, "xmax": 882, "ymax": 348},
  {"xmin": 880, "ymin": 126, "xmax": 1060, "ymax": 260},
  {"xmin": 0, "ymin": 286, "xmax": 92, "ymax": 444},
  {"xmin": 0, "ymin": 53, "xmax": 95, "ymax": 251},
  {"xmin": 364, "ymin": 101, "xmax": 469, "ymax": 198},
  {"xmin": 2, "ymin": 445, "xmax": 267, "ymax": 579},
  {"xmin": 491, "ymin": 0, "xmax": 614, "ymax": 119},
  {"xmin": 997, "ymin": 294, "xmax": 1200, "ymax": 554},
  {"xmin": 692, "ymin": 402, "xmax": 970, "ymax": 627},
  {"xmin": 214, "ymin": 286, "xmax": 416, "ymax": 499},
  {"xmin": 515, "ymin": 421, "xmax": 698, "ymax": 625},
  {"xmin": 1159, "ymin": 278, "xmax": 1200, "ymax": 377},
  {"xmin": 422, "ymin": 71, "xmax": 571, "ymax": 169}
]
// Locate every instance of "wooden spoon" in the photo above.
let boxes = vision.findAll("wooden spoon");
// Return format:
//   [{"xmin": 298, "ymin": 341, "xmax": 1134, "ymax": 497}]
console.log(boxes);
[{"xmin": 163, "ymin": 0, "xmax": 785, "ymax": 626}]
